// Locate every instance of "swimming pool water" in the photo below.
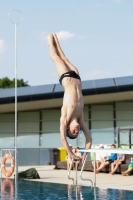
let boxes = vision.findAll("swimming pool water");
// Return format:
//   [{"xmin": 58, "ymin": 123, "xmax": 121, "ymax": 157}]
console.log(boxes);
[{"xmin": 0, "ymin": 178, "xmax": 133, "ymax": 200}]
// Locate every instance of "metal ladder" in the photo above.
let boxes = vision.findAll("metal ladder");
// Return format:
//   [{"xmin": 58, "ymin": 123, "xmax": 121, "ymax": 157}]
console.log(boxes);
[{"xmin": 67, "ymin": 154, "xmax": 93, "ymax": 187}]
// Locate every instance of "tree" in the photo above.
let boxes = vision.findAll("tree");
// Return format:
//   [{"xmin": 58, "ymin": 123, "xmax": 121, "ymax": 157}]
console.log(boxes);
[{"xmin": 0, "ymin": 77, "xmax": 29, "ymax": 89}]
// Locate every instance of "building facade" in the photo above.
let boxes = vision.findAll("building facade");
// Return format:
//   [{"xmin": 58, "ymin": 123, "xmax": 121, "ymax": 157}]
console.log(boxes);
[{"xmin": 0, "ymin": 76, "xmax": 133, "ymax": 149}]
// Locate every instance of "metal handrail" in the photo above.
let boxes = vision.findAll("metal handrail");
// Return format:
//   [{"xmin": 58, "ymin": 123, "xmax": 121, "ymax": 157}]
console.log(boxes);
[
  {"xmin": 80, "ymin": 154, "xmax": 93, "ymax": 187},
  {"xmin": 67, "ymin": 158, "xmax": 74, "ymax": 185},
  {"xmin": 68, "ymin": 155, "xmax": 94, "ymax": 187}
]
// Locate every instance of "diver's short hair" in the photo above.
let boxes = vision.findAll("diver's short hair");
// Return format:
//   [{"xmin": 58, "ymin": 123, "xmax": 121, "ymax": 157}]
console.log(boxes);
[
  {"xmin": 111, "ymin": 144, "xmax": 116, "ymax": 148},
  {"xmin": 66, "ymin": 130, "xmax": 78, "ymax": 139}
]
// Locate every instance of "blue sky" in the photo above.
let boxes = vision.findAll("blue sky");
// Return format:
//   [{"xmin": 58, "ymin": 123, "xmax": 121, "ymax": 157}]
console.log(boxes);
[{"xmin": 0, "ymin": 0, "xmax": 133, "ymax": 86}]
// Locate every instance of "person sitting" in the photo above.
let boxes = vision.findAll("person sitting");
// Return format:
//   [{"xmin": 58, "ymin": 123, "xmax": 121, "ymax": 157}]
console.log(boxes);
[
  {"xmin": 96, "ymin": 144, "xmax": 117, "ymax": 174},
  {"xmin": 121, "ymin": 162, "xmax": 133, "ymax": 176},
  {"xmin": 72, "ymin": 147, "xmax": 82, "ymax": 170},
  {"xmin": 92, "ymin": 144, "xmax": 107, "ymax": 170},
  {"xmin": 109, "ymin": 146, "xmax": 125, "ymax": 175}
]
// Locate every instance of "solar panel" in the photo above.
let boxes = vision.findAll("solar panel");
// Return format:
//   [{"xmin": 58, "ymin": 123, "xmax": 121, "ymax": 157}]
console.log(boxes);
[
  {"xmin": 34, "ymin": 84, "xmax": 55, "ymax": 95},
  {"xmin": 94, "ymin": 78, "xmax": 115, "ymax": 88},
  {"xmin": 115, "ymin": 76, "xmax": 133, "ymax": 86},
  {"xmin": 17, "ymin": 86, "xmax": 35, "ymax": 96},
  {"xmin": 0, "ymin": 88, "xmax": 14, "ymax": 98},
  {"xmin": 54, "ymin": 84, "xmax": 64, "ymax": 93},
  {"xmin": 82, "ymin": 80, "xmax": 95, "ymax": 90},
  {"xmin": 0, "ymin": 76, "xmax": 132, "ymax": 103}
]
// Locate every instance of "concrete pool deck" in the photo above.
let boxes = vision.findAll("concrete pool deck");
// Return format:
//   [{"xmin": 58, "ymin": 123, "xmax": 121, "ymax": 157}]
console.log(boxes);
[{"xmin": 6, "ymin": 165, "xmax": 132, "ymax": 191}]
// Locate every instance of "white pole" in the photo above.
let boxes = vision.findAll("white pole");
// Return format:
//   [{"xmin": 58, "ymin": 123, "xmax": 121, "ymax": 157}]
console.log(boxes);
[
  {"xmin": 15, "ymin": 22, "xmax": 18, "ymax": 181},
  {"xmin": 8, "ymin": 10, "xmax": 23, "ymax": 195},
  {"xmin": 94, "ymin": 152, "xmax": 96, "ymax": 187}
]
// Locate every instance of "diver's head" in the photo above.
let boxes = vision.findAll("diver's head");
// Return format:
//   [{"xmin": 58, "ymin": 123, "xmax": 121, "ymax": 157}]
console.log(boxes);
[
  {"xmin": 66, "ymin": 129, "xmax": 79, "ymax": 139},
  {"xmin": 66, "ymin": 122, "xmax": 80, "ymax": 139}
]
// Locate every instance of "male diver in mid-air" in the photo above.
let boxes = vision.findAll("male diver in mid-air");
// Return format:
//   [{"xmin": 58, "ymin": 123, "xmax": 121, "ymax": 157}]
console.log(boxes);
[{"xmin": 48, "ymin": 34, "xmax": 92, "ymax": 161}]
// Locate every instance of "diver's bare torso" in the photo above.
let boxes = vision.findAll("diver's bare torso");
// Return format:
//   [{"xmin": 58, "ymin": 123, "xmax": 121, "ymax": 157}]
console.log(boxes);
[{"xmin": 61, "ymin": 76, "xmax": 84, "ymax": 126}]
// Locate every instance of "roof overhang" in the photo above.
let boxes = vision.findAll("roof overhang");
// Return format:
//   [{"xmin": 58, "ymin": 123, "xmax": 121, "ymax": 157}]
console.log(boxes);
[
  {"xmin": 0, "ymin": 90, "xmax": 133, "ymax": 113},
  {"xmin": 0, "ymin": 76, "xmax": 133, "ymax": 113}
]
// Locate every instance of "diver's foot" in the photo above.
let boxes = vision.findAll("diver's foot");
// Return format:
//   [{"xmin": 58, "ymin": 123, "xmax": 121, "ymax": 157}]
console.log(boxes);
[
  {"xmin": 47, "ymin": 34, "xmax": 54, "ymax": 46},
  {"xmin": 52, "ymin": 33, "xmax": 66, "ymax": 60}
]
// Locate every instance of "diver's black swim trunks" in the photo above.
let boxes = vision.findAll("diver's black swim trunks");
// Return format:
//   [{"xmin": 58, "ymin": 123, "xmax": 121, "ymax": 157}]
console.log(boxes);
[{"xmin": 59, "ymin": 70, "xmax": 81, "ymax": 85}]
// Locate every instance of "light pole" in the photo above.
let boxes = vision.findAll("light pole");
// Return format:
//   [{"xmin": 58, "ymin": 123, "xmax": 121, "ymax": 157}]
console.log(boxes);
[{"xmin": 8, "ymin": 9, "xmax": 23, "ymax": 185}]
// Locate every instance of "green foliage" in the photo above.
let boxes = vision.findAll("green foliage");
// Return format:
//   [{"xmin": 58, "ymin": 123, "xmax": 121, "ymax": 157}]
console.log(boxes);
[{"xmin": 0, "ymin": 77, "xmax": 29, "ymax": 88}]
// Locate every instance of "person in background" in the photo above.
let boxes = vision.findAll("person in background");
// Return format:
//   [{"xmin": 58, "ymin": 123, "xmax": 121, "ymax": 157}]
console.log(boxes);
[
  {"xmin": 109, "ymin": 146, "xmax": 125, "ymax": 175},
  {"xmin": 92, "ymin": 144, "xmax": 107, "ymax": 170},
  {"xmin": 121, "ymin": 161, "xmax": 133, "ymax": 176},
  {"xmin": 96, "ymin": 144, "xmax": 117, "ymax": 174},
  {"xmin": 72, "ymin": 147, "xmax": 82, "ymax": 170}
]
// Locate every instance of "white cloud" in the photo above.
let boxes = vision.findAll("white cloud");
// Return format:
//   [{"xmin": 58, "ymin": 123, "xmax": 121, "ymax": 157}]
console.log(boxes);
[
  {"xmin": 0, "ymin": 40, "xmax": 8, "ymax": 54},
  {"xmin": 55, "ymin": 31, "xmax": 74, "ymax": 40},
  {"xmin": 39, "ymin": 31, "xmax": 74, "ymax": 41},
  {"xmin": 85, "ymin": 70, "xmax": 112, "ymax": 80},
  {"xmin": 39, "ymin": 31, "xmax": 87, "ymax": 42}
]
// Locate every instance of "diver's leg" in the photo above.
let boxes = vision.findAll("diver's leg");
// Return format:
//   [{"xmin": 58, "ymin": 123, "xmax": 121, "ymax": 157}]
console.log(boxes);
[
  {"xmin": 48, "ymin": 34, "xmax": 68, "ymax": 78},
  {"xmin": 52, "ymin": 33, "xmax": 66, "ymax": 59},
  {"xmin": 53, "ymin": 33, "xmax": 79, "ymax": 75}
]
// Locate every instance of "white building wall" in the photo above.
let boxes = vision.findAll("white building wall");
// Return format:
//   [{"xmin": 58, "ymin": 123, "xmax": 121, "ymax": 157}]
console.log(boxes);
[{"xmin": 0, "ymin": 101, "xmax": 133, "ymax": 148}]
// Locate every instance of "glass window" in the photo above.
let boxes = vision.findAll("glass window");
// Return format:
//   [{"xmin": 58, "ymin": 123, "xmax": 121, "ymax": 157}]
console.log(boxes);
[
  {"xmin": 116, "ymin": 102, "xmax": 133, "ymax": 110},
  {"xmin": 91, "ymin": 131, "xmax": 114, "ymax": 144},
  {"xmin": 116, "ymin": 110, "xmax": 133, "ymax": 120},
  {"xmin": 91, "ymin": 105, "xmax": 113, "ymax": 120},
  {"xmin": 83, "ymin": 105, "xmax": 88, "ymax": 119},
  {"xmin": 91, "ymin": 111, "xmax": 113, "ymax": 120},
  {"xmin": 115, "ymin": 102, "xmax": 133, "ymax": 146},
  {"xmin": 0, "ymin": 133, "xmax": 14, "ymax": 148},
  {"xmin": 90, "ymin": 104, "xmax": 114, "ymax": 144},
  {"xmin": 0, "ymin": 122, "xmax": 14, "ymax": 132},
  {"xmin": 42, "ymin": 109, "xmax": 60, "ymax": 120},
  {"xmin": 91, "ymin": 121, "xmax": 114, "ymax": 131},
  {"xmin": 83, "ymin": 105, "xmax": 89, "ymax": 129},
  {"xmin": 17, "ymin": 112, "xmax": 39, "ymax": 147},
  {"xmin": 42, "ymin": 132, "xmax": 62, "ymax": 147},
  {"xmin": 18, "ymin": 112, "xmax": 39, "ymax": 121},
  {"xmin": 118, "ymin": 130, "xmax": 130, "ymax": 145},
  {"xmin": 42, "ymin": 122, "xmax": 60, "ymax": 132},
  {"xmin": 0, "ymin": 113, "xmax": 14, "ymax": 121},
  {"xmin": 116, "ymin": 121, "xmax": 133, "ymax": 129},
  {"xmin": 17, "ymin": 132, "xmax": 39, "ymax": 147},
  {"xmin": 91, "ymin": 104, "xmax": 113, "ymax": 111},
  {"xmin": 0, "ymin": 114, "xmax": 14, "ymax": 147},
  {"xmin": 41, "ymin": 132, "xmax": 78, "ymax": 148}
]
